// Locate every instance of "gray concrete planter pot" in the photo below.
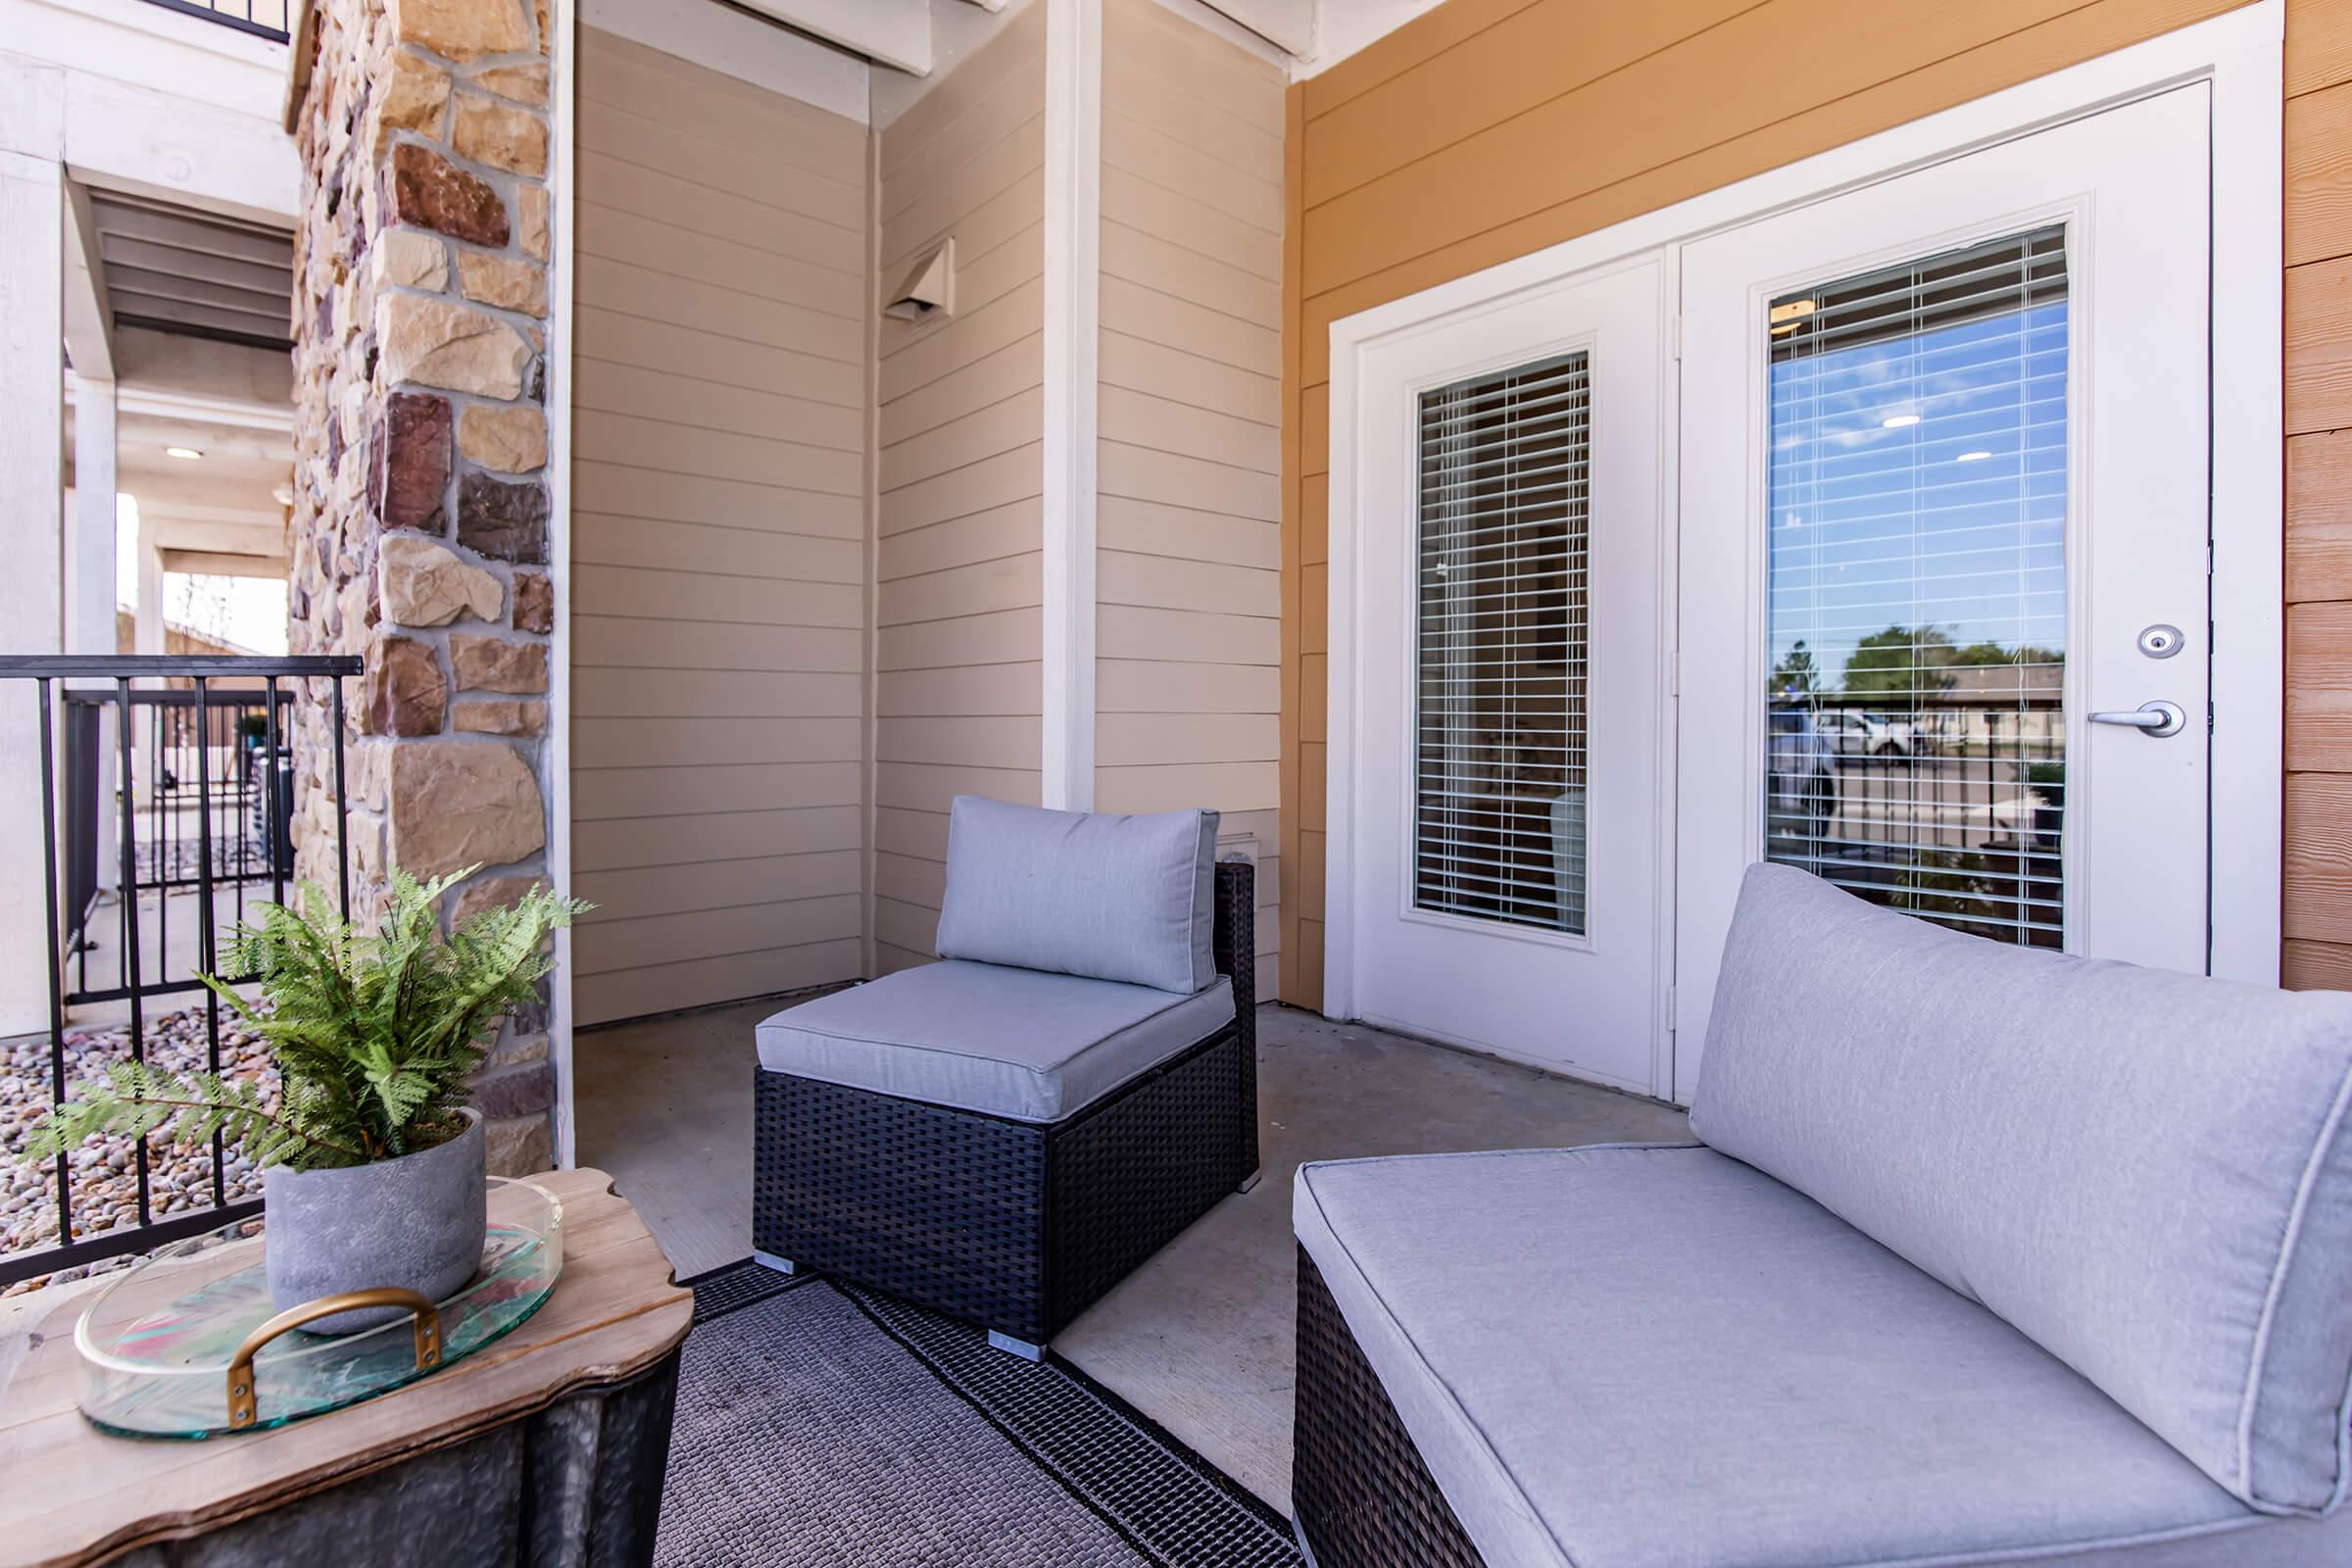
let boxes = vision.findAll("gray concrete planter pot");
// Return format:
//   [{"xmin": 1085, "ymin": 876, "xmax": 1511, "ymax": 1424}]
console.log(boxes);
[{"xmin": 264, "ymin": 1109, "xmax": 487, "ymax": 1335}]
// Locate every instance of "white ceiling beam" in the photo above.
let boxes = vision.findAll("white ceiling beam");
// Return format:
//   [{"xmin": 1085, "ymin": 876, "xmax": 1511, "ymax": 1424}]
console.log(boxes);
[
  {"xmin": 67, "ymin": 377, "xmax": 295, "ymax": 433},
  {"xmin": 158, "ymin": 548, "xmax": 287, "ymax": 579},
  {"xmin": 137, "ymin": 514, "xmax": 286, "ymax": 552},
  {"xmin": 61, "ymin": 176, "xmax": 113, "ymax": 380},
  {"xmin": 145, "ymin": 517, "xmax": 285, "ymax": 556},
  {"xmin": 64, "ymin": 72, "xmax": 298, "ymax": 225},
  {"xmin": 732, "ymin": 0, "xmax": 934, "ymax": 76},
  {"xmin": 129, "ymin": 500, "xmax": 288, "ymax": 530}
]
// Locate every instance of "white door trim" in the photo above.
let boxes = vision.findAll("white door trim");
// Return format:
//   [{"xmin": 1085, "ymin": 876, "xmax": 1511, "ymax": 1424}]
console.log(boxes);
[
  {"xmin": 1041, "ymin": 0, "xmax": 1102, "ymax": 811},
  {"xmin": 1324, "ymin": 1, "xmax": 2283, "ymax": 1023},
  {"xmin": 548, "ymin": 0, "xmax": 578, "ymax": 1167}
]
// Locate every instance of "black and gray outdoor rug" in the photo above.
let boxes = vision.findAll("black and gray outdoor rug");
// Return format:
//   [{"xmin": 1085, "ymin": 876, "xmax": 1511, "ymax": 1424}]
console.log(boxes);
[{"xmin": 660, "ymin": 1260, "xmax": 1304, "ymax": 1568}]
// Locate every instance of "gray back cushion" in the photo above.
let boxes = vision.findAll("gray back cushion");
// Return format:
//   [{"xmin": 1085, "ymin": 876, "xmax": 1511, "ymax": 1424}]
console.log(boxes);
[
  {"xmin": 934, "ymin": 796, "xmax": 1219, "ymax": 994},
  {"xmin": 1690, "ymin": 863, "xmax": 2352, "ymax": 1517}
]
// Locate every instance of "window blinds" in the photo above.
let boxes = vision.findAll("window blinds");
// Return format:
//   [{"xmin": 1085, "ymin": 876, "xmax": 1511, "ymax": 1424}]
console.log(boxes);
[
  {"xmin": 1763, "ymin": 224, "xmax": 2070, "ymax": 947},
  {"xmin": 1414, "ymin": 351, "xmax": 1591, "ymax": 936}
]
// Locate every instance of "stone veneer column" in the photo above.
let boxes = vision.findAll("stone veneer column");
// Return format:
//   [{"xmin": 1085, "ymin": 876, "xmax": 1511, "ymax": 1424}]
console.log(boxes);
[{"xmin": 287, "ymin": 0, "xmax": 560, "ymax": 1175}]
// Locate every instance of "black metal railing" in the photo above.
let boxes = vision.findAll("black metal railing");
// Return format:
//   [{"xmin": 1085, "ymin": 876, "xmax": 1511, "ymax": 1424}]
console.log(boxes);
[
  {"xmin": 1, "ymin": 655, "xmax": 360, "ymax": 1287},
  {"xmin": 1768, "ymin": 694, "xmax": 2066, "ymax": 948},
  {"xmin": 134, "ymin": 0, "xmax": 291, "ymax": 42},
  {"xmin": 60, "ymin": 685, "xmax": 298, "ymax": 1009}
]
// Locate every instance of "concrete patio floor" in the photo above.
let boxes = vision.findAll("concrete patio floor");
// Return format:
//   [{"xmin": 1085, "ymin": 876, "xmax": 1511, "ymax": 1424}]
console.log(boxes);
[{"xmin": 574, "ymin": 998, "xmax": 1691, "ymax": 1513}]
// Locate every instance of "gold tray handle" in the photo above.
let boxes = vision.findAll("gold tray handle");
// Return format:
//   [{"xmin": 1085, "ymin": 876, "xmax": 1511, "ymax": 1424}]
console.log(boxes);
[{"xmin": 225, "ymin": 1289, "xmax": 442, "ymax": 1429}]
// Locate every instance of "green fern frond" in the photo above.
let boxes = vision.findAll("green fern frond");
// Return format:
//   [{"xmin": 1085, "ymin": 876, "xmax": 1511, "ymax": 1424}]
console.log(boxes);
[
  {"xmin": 20, "ymin": 864, "xmax": 592, "ymax": 1172},
  {"xmin": 19, "ymin": 1060, "xmax": 366, "ymax": 1168}
]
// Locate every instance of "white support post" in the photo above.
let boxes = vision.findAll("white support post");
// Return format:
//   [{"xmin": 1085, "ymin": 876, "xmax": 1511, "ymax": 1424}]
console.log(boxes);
[
  {"xmin": 135, "ymin": 538, "xmax": 163, "ymax": 659},
  {"xmin": 0, "ymin": 60, "xmax": 68, "ymax": 1036},
  {"xmin": 1040, "ymin": 0, "xmax": 1102, "ymax": 812},
  {"xmin": 133, "ymin": 536, "xmax": 162, "ymax": 812},
  {"xmin": 68, "ymin": 373, "xmax": 119, "ymax": 894},
  {"xmin": 67, "ymin": 376, "xmax": 115, "ymax": 655}
]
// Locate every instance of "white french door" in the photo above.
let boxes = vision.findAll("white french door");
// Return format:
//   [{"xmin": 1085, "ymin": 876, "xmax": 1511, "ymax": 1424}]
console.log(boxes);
[
  {"xmin": 1330, "ymin": 11, "xmax": 2280, "ymax": 1106},
  {"xmin": 1673, "ymin": 85, "xmax": 2214, "ymax": 1097},
  {"xmin": 1343, "ymin": 259, "xmax": 1670, "ymax": 1093}
]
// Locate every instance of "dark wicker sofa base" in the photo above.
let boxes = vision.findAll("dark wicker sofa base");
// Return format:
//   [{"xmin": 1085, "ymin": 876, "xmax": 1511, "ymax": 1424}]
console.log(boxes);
[
  {"xmin": 753, "ymin": 862, "xmax": 1258, "ymax": 1347},
  {"xmin": 1294, "ymin": 1246, "xmax": 1488, "ymax": 1568}
]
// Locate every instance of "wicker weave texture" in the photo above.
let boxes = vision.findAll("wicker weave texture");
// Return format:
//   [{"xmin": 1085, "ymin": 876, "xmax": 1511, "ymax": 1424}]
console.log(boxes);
[
  {"xmin": 753, "ymin": 864, "xmax": 1259, "ymax": 1345},
  {"xmin": 1212, "ymin": 861, "xmax": 1259, "ymax": 1177},
  {"xmin": 1293, "ymin": 1247, "xmax": 1488, "ymax": 1568},
  {"xmin": 1046, "ymin": 1025, "xmax": 1250, "ymax": 1321},
  {"xmin": 754, "ymin": 1069, "xmax": 1049, "ymax": 1333}
]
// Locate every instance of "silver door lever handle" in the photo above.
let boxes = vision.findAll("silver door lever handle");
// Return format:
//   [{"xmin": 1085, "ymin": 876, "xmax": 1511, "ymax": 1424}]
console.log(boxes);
[{"xmin": 2089, "ymin": 701, "xmax": 2185, "ymax": 738}]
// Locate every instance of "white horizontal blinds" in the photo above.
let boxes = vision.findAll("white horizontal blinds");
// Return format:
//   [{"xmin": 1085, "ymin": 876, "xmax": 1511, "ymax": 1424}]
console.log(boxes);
[
  {"xmin": 1764, "ymin": 224, "xmax": 2069, "ymax": 947},
  {"xmin": 1414, "ymin": 351, "xmax": 1590, "ymax": 935}
]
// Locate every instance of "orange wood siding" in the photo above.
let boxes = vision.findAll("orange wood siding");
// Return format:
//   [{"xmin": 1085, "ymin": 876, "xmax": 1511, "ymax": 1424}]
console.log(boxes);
[
  {"xmin": 1278, "ymin": 0, "xmax": 2312, "ymax": 1011},
  {"xmin": 2286, "ymin": 0, "xmax": 2352, "ymax": 987}
]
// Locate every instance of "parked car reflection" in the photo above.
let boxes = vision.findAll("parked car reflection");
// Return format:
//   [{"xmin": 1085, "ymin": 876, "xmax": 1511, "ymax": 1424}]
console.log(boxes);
[{"xmin": 1814, "ymin": 709, "xmax": 1920, "ymax": 758}]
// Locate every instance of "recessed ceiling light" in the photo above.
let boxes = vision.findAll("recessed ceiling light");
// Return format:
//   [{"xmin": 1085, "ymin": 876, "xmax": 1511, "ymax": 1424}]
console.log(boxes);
[
  {"xmin": 1882, "ymin": 414, "xmax": 1920, "ymax": 429},
  {"xmin": 1956, "ymin": 450, "xmax": 1992, "ymax": 463},
  {"xmin": 165, "ymin": 447, "xmax": 204, "ymax": 461}
]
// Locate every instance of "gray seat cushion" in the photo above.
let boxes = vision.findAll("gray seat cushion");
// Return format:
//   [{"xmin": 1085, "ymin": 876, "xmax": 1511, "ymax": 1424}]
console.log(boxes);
[
  {"xmin": 757, "ymin": 961, "xmax": 1234, "ymax": 1122},
  {"xmin": 1691, "ymin": 863, "xmax": 2352, "ymax": 1515},
  {"xmin": 1294, "ymin": 1144, "xmax": 2352, "ymax": 1568},
  {"xmin": 933, "ymin": 796, "xmax": 1220, "ymax": 994}
]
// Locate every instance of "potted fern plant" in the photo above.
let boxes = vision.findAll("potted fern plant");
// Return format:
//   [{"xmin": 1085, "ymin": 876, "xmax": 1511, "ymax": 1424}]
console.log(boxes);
[{"xmin": 24, "ymin": 866, "xmax": 585, "ymax": 1333}]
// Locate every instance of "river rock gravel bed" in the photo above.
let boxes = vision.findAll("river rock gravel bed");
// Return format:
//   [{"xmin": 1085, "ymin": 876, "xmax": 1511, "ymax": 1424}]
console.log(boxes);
[{"xmin": 1, "ymin": 1007, "xmax": 277, "ymax": 1295}]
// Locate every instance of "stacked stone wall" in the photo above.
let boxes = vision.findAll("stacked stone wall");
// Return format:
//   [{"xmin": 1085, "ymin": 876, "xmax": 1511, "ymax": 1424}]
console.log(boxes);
[{"xmin": 288, "ymin": 0, "xmax": 559, "ymax": 1175}]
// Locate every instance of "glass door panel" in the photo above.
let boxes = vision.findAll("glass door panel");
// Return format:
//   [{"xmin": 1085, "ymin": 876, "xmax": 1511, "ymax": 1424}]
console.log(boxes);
[
  {"xmin": 1414, "ymin": 352, "xmax": 1591, "ymax": 935},
  {"xmin": 1763, "ymin": 227, "xmax": 2069, "ymax": 947}
]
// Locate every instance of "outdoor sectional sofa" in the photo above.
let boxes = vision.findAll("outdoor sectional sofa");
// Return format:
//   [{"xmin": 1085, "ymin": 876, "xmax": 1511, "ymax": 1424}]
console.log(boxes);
[
  {"xmin": 1292, "ymin": 863, "xmax": 2352, "ymax": 1568},
  {"xmin": 752, "ymin": 796, "xmax": 1255, "ymax": 1355}
]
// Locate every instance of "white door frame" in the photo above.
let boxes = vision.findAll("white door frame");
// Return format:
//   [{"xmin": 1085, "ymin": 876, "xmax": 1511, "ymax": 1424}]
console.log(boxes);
[
  {"xmin": 1347, "ymin": 256, "xmax": 1677, "ymax": 1095},
  {"xmin": 1323, "ymin": 0, "xmax": 2282, "ymax": 1039}
]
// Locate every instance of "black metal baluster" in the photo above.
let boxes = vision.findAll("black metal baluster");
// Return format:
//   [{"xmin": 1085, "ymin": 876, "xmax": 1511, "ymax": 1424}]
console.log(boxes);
[
  {"xmin": 331, "ymin": 677, "xmax": 351, "ymax": 922},
  {"xmin": 116, "ymin": 677, "xmax": 150, "ymax": 1232},
  {"xmin": 155, "ymin": 703, "xmax": 172, "ymax": 984},
  {"xmin": 37, "ymin": 680, "xmax": 73, "ymax": 1251},
  {"xmin": 74, "ymin": 692, "xmax": 89, "ymax": 1000},
  {"xmin": 194, "ymin": 677, "xmax": 226, "ymax": 1211},
  {"xmin": 263, "ymin": 677, "xmax": 285, "ymax": 911},
  {"xmin": 231, "ymin": 697, "xmax": 252, "ymax": 930}
]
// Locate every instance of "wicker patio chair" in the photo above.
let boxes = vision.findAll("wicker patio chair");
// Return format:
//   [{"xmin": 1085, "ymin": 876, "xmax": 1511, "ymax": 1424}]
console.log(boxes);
[{"xmin": 752, "ymin": 797, "xmax": 1257, "ymax": 1357}]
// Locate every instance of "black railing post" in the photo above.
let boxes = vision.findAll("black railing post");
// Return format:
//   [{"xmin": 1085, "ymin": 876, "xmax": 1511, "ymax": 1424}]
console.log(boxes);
[
  {"xmin": 37, "ymin": 679, "xmax": 72, "ymax": 1252},
  {"xmin": 263, "ymin": 675, "xmax": 285, "ymax": 909},
  {"xmin": 115, "ymin": 676, "xmax": 150, "ymax": 1232},
  {"xmin": 153, "ymin": 697, "xmax": 170, "ymax": 993},
  {"xmin": 331, "ymin": 676, "xmax": 351, "ymax": 921},
  {"xmin": 194, "ymin": 675, "xmax": 226, "ymax": 1210}
]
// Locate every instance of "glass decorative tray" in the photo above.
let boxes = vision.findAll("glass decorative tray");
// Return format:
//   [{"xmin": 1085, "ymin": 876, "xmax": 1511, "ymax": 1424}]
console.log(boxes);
[{"xmin": 74, "ymin": 1176, "xmax": 563, "ymax": 1439}]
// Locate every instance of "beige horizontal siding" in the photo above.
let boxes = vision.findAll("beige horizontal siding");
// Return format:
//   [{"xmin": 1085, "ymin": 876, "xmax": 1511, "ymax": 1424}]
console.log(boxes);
[
  {"xmin": 572, "ymin": 26, "xmax": 871, "ymax": 1025},
  {"xmin": 1096, "ymin": 0, "xmax": 1286, "ymax": 992},
  {"xmin": 874, "ymin": 3, "xmax": 1050, "ymax": 968}
]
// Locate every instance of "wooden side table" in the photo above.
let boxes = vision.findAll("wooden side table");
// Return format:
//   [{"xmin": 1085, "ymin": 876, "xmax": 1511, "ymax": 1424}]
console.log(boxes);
[{"xmin": 0, "ymin": 1169, "xmax": 691, "ymax": 1568}]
